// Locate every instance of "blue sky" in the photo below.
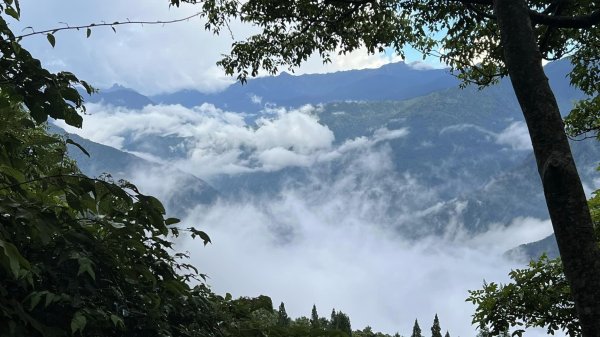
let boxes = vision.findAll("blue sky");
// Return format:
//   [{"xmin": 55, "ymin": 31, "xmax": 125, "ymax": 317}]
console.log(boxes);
[{"xmin": 12, "ymin": 0, "xmax": 445, "ymax": 95}]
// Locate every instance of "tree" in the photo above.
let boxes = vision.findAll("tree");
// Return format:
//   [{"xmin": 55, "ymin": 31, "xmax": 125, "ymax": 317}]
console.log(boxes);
[
  {"xmin": 0, "ymin": 86, "xmax": 218, "ymax": 337},
  {"xmin": 331, "ymin": 309, "xmax": 338, "ymax": 329},
  {"xmin": 277, "ymin": 302, "xmax": 291, "ymax": 327},
  {"xmin": 468, "ymin": 255, "xmax": 578, "ymax": 337},
  {"xmin": 467, "ymin": 164, "xmax": 600, "ymax": 337},
  {"xmin": 0, "ymin": 2, "xmax": 217, "ymax": 336},
  {"xmin": 444, "ymin": 331, "xmax": 450, "ymax": 337},
  {"xmin": 431, "ymin": 315, "xmax": 442, "ymax": 337},
  {"xmin": 330, "ymin": 309, "xmax": 352, "ymax": 337},
  {"xmin": 412, "ymin": 319, "xmax": 423, "ymax": 337},
  {"xmin": 169, "ymin": 0, "xmax": 600, "ymax": 335},
  {"xmin": 311, "ymin": 304, "xmax": 320, "ymax": 329}
]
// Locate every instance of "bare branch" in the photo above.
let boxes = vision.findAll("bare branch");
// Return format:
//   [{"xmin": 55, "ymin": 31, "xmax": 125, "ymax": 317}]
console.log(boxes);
[{"xmin": 15, "ymin": 12, "xmax": 203, "ymax": 40}]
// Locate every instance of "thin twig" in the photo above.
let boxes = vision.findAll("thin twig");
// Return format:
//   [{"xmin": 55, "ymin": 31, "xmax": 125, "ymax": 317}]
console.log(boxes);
[{"xmin": 15, "ymin": 12, "xmax": 203, "ymax": 40}]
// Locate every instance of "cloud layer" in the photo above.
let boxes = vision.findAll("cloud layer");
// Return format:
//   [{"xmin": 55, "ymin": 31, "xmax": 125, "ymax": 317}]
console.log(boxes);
[
  {"xmin": 441, "ymin": 121, "xmax": 532, "ymax": 151},
  {"xmin": 180, "ymin": 185, "xmax": 553, "ymax": 337},
  {"xmin": 57, "ymin": 103, "xmax": 409, "ymax": 177},
  {"xmin": 57, "ymin": 101, "xmax": 553, "ymax": 337}
]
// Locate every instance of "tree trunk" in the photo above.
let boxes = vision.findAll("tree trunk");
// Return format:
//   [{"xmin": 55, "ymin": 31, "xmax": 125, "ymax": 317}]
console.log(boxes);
[{"xmin": 493, "ymin": 1, "xmax": 600, "ymax": 336}]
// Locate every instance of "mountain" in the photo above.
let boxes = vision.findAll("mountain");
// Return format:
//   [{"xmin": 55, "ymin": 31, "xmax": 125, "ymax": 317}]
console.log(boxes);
[
  {"xmin": 151, "ymin": 62, "xmax": 459, "ymax": 112},
  {"xmin": 49, "ymin": 125, "xmax": 218, "ymax": 217},
  {"xmin": 68, "ymin": 59, "xmax": 599, "ymax": 250},
  {"xmin": 80, "ymin": 84, "xmax": 155, "ymax": 109},
  {"xmin": 505, "ymin": 234, "xmax": 560, "ymax": 261}
]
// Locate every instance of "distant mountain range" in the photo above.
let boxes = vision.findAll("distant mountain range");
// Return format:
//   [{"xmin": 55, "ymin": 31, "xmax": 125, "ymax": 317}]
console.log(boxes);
[{"xmin": 71, "ymin": 59, "xmax": 597, "ymax": 259}]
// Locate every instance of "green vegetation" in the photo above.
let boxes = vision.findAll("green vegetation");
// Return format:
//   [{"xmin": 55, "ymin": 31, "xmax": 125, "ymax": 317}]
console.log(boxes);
[
  {"xmin": 431, "ymin": 315, "xmax": 442, "ymax": 337},
  {"xmin": 467, "ymin": 187, "xmax": 600, "ymax": 337},
  {"xmin": 0, "ymin": 2, "xmax": 218, "ymax": 336},
  {"xmin": 411, "ymin": 319, "xmax": 423, "ymax": 337}
]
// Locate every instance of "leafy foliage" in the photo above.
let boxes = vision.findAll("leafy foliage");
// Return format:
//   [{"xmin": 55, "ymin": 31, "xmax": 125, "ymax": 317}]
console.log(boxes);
[
  {"xmin": 467, "ymin": 185, "xmax": 600, "ymax": 337},
  {"xmin": 278, "ymin": 302, "xmax": 291, "ymax": 327},
  {"xmin": 0, "ymin": 93, "xmax": 219, "ymax": 337},
  {"xmin": 467, "ymin": 255, "xmax": 578, "ymax": 337},
  {"xmin": 0, "ymin": 2, "xmax": 218, "ymax": 336},
  {"xmin": 0, "ymin": 1, "xmax": 93, "ymax": 128}
]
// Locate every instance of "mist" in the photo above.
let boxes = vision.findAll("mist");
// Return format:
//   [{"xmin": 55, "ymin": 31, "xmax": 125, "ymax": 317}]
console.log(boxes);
[
  {"xmin": 175, "ymin": 158, "xmax": 552, "ymax": 337},
  {"xmin": 58, "ymin": 102, "xmax": 555, "ymax": 337}
]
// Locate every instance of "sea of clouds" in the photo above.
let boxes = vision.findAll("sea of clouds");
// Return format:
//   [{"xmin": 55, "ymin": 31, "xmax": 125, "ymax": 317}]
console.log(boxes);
[{"xmin": 57, "ymin": 102, "xmax": 553, "ymax": 337}]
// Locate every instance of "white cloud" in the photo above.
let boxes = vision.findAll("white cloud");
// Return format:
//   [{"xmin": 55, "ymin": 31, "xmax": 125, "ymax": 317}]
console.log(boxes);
[
  {"xmin": 179, "ymin": 177, "xmax": 553, "ymax": 337},
  {"xmin": 55, "ymin": 102, "xmax": 409, "ymax": 177},
  {"xmin": 440, "ymin": 122, "xmax": 532, "ymax": 151},
  {"xmin": 495, "ymin": 122, "xmax": 532, "ymax": 151},
  {"xmin": 440, "ymin": 123, "xmax": 495, "ymax": 137}
]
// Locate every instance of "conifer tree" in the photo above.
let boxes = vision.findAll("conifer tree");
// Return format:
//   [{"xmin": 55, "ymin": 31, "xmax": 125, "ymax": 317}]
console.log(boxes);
[
  {"xmin": 337, "ymin": 311, "xmax": 352, "ymax": 337},
  {"xmin": 311, "ymin": 304, "xmax": 320, "ymax": 329},
  {"xmin": 411, "ymin": 319, "xmax": 423, "ymax": 337},
  {"xmin": 330, "ymin": 308, "xmax": 338, "ymax": 329},
  {"xmin": 431, "ymin": 314, "xmax": 442, "ymax": 337},
  {"xmin": 445, "ymin": 331, "xmax": 451, "ymax": 337},
  {"xmin": 277, "ymin": 302, "xmax": 291, "ymax": 327}
]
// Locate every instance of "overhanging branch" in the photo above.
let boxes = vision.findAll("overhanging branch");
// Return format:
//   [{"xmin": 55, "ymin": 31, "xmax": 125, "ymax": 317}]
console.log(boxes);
[
  {"xmin": 15, "ymin": 12, "xmax": 203, "ymax": 40},
  {"xmin": 529, "ymin": 9, "xmax": 600, "ymax": 28}
]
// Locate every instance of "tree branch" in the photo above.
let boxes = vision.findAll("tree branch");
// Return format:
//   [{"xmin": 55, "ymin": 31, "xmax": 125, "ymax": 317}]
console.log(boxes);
[
  {"xmin": 529, "ymin": 8, "xmax": 600, "ymax": 28},
  {"xmin": 463, "ymin": 3, "xmax": 496, "ymax": 20},
  {"xmin": 15, "ymin": 12, "xmax": 203, "ymax": 40},
  {"xmin": 452, "ymin": 0, "xmax": 494, "ymax": 6}
]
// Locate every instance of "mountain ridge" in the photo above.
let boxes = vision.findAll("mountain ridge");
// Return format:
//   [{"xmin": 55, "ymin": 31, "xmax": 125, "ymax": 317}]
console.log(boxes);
[{"xmin": 68, "ymin": 58, "xmax": 597, "ymax": 257}]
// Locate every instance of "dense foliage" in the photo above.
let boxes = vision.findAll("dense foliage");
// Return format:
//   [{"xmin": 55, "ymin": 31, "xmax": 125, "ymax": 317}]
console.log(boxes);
[
  {"xmin": 467, "ymin": 188, "xmax": 600, "ymax": 337},
  {"xmin": 0, "ymin": 1, "xmax": 221, "ymax": 336}
]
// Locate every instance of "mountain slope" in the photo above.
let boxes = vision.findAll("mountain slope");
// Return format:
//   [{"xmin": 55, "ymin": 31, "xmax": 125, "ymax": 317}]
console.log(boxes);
[{"xmin": 50, "ymin": 125, "xmax": 218, "ymax": 217}]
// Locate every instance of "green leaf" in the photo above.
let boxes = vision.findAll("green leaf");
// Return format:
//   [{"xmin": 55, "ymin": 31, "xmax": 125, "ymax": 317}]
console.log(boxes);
[
  {"xmin": 66, "ymin": 138, "xmax": 90, "ymax": 157},
  {"xmin": 4, "ymin": 6, "xmax": 19, "ymax": 20},
  {"xmin": 188, "ymin": 228, "xmax": 211, "ymax": 246},
  {"xmin": 0, "ymin": 239, "xmax": 29, "ymax": 278},
  {"xmin": 71, "ymin": 311, "xmax": 87, "ymax": 334},
  {"xmin": 10, "ymin": 41, "xmax": 21, "ymax": 55},
  {"xmin": 46, "ymin": 33, "xmax": 55, "ymax": 47},
  {"xmin": 110, "ymin": 314, "xmax": 124, "ymax": 328},
  {"xmin": 44, "ymin": 292, "xmax": 56, "ymax": 307},
  {"xmin": 77, "ymin": 257, "xmax": 96, "ymax": 281},
  {"xmin": 27, "ymin": 291, "xmax": 43, "ymax": 310}
]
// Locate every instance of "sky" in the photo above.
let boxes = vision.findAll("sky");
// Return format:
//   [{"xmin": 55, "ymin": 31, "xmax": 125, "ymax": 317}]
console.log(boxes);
[
  {"xmin": 12, "ymin": 0, "xmax": 443, "ymax": 95},
  {"xmin": 12, "ymin": 2, "xmax": 559, "ymax": 337}
]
